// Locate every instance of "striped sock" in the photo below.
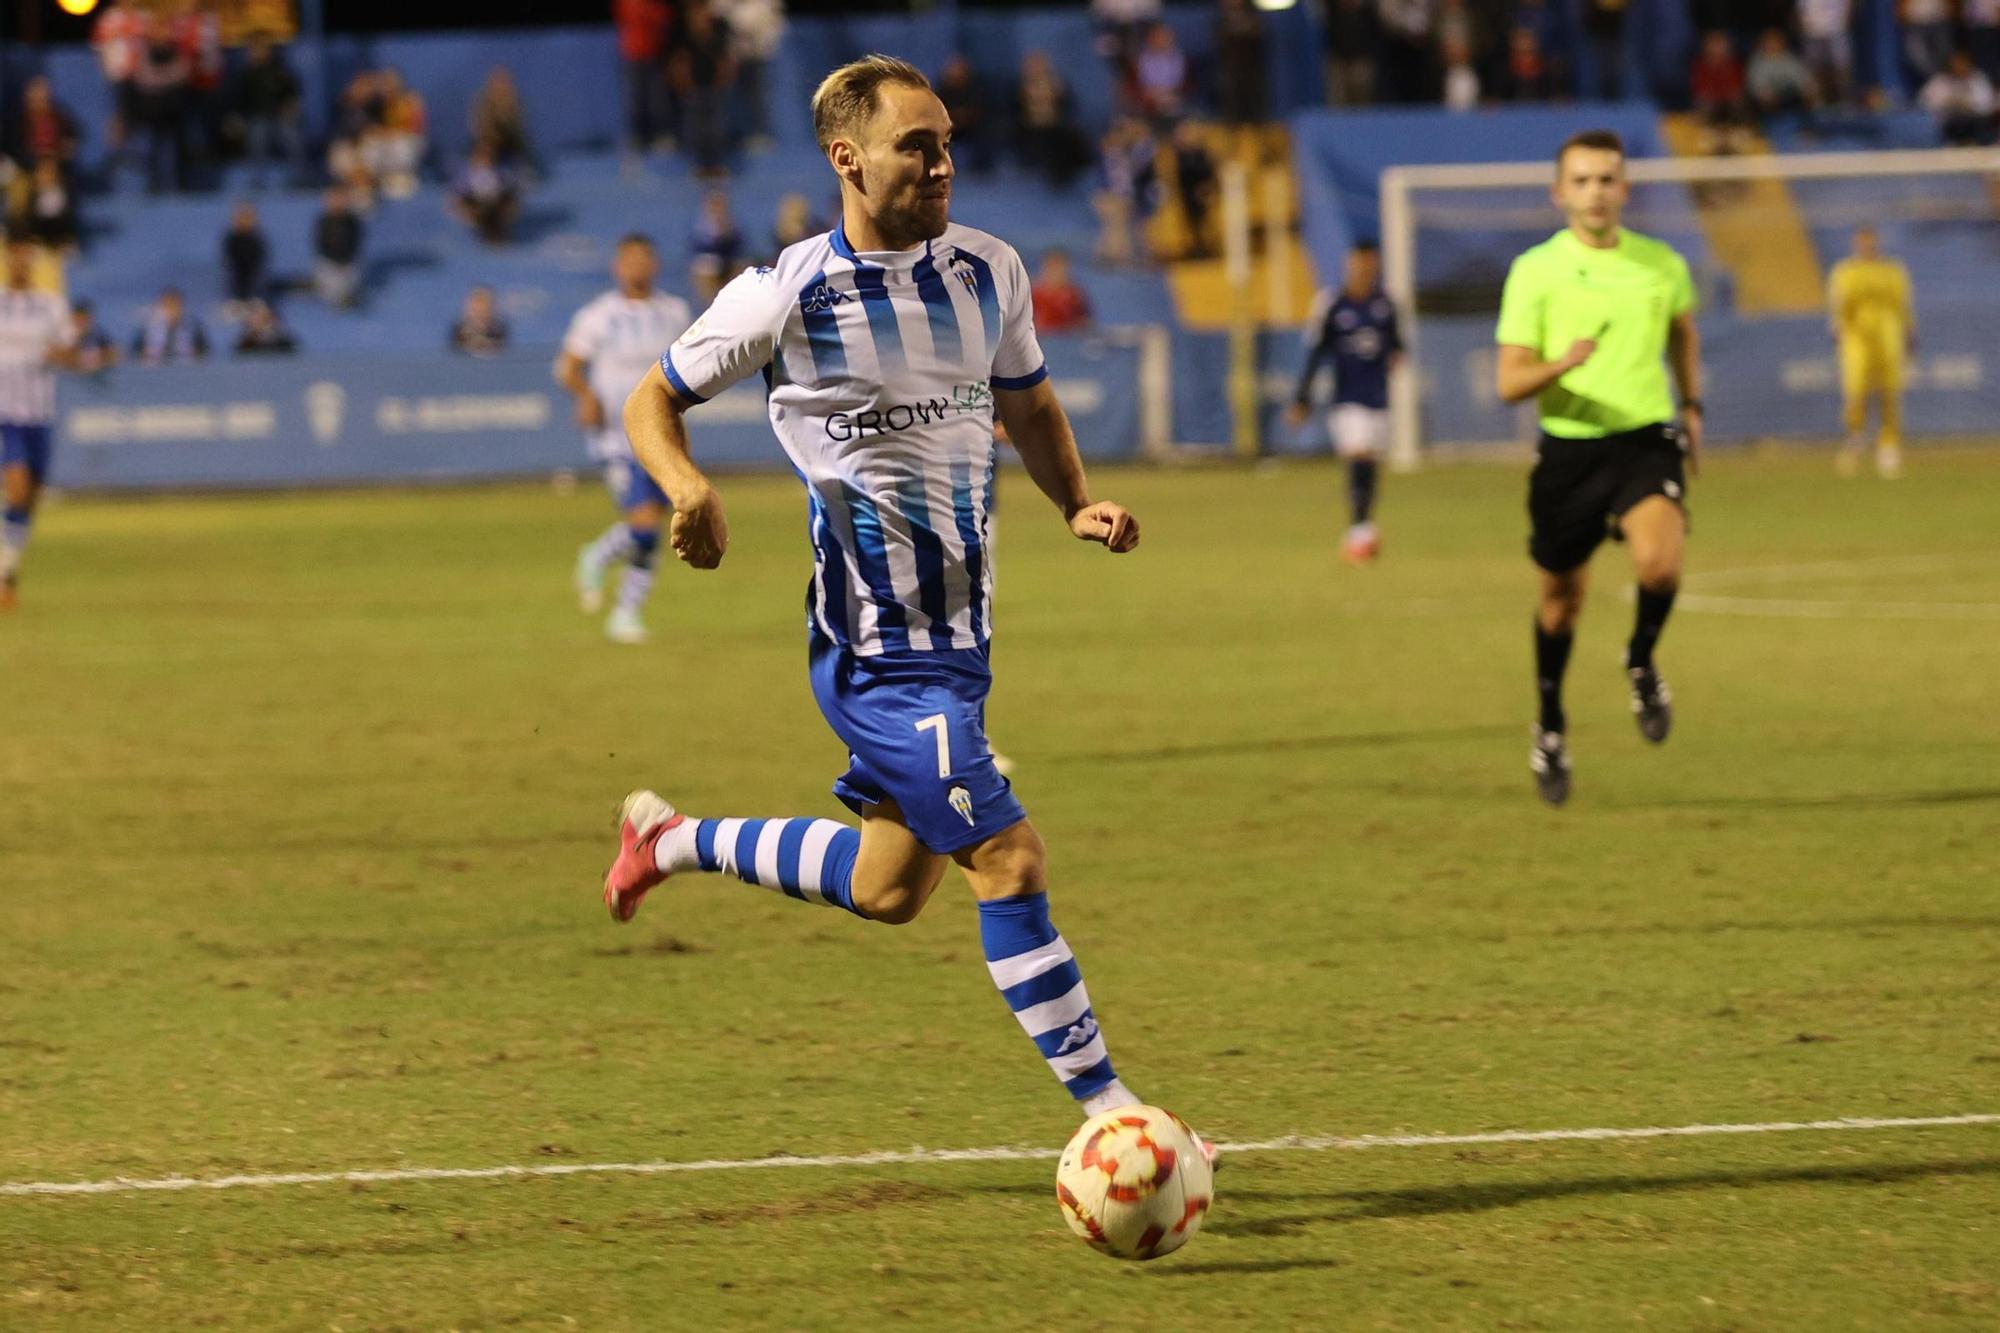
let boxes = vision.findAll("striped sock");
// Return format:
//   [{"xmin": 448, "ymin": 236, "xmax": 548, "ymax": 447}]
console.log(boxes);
[
  {"xmin": 583, "ymin": 520, "xmax": 636, "ymax": 572},
  {"xmin": 656, "ymin": 816, "xmax": 864, "ymax": 916},
  {"xmin": 618, "ymin": 529, "xmax": 659, "ymax": 614},
  {"xmin": 980, "ymin": 894, "xmax": 1127, "ymax": 1106},
  {"xmin": 0, "ymin": 508, "xmax": 29, "ymax": 581}
]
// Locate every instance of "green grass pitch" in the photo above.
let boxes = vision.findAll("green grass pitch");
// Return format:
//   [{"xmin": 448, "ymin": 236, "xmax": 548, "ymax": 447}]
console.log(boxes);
[{"xmin": 3, "ymin": 447, "xmax": 1997, "ymax": 1330}]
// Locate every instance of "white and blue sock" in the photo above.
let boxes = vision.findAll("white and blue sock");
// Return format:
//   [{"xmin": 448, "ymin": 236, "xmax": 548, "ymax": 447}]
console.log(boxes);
[
  {"xmin": 656, "ymin": 816, "xmax": 865, "ymax": 916},
  {"xmin": 582, "ymin": 520, "xmax": 636, "ymax": 574},
  {"xmin": 0, "ymin": 506, "xmax": 30, "ymax": 582},
  {"xmin": 618, "ymin": 528, "xmax": 659, "ymax": 615},
  {"xmin": 981, "ymin": 894, "xmax": 1139, "ymax": 1114}
]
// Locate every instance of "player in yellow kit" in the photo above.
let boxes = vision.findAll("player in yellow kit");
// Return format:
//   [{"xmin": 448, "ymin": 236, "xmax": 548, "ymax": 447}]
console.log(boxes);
[{"xmin": 1827, "ymin": 226, "xmax": 1914, "ymax": 479}]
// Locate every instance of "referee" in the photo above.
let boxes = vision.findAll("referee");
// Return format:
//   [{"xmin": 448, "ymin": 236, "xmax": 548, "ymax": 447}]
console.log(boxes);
[{"xmin": 1495, "ymin": 130, "xmax": 1703, "ymax": 806}]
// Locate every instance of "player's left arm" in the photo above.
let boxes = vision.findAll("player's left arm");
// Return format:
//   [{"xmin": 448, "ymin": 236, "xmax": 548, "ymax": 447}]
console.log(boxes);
[
  {"xmin": 995, "ymin": 379, "xmax": 1138, "ymax": 553},
  {"xmin": 1667, "ymin": 310, "xmax": 1703, "ymax": 475}
]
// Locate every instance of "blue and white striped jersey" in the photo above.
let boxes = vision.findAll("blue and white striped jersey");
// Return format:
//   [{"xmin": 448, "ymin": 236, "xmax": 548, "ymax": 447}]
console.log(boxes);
[
  {"xmin": 0, "ymin": 287, "xmax": 73, "ymax": 427},
  {"xmin": 662, "ymin": 223, "xmax": 1046, "ymax": 657}
]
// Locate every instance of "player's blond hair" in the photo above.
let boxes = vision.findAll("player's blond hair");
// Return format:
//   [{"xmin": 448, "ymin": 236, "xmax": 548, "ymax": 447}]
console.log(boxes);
[{"xmin": 810, "ymin": 55, "xmax": 932, "ymax": 156}]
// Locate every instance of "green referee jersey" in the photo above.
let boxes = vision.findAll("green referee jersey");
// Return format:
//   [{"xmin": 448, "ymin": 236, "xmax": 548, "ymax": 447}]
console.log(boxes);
[{"xmin": 1495, "ymin": 227, "xmax": 1696, "ymax": 439}]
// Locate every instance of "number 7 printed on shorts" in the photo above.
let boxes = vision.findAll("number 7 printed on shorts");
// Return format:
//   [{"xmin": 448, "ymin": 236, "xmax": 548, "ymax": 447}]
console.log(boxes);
[{"xmin": 915, "ymin": 713, "xmax": 951, "ymax": 779}]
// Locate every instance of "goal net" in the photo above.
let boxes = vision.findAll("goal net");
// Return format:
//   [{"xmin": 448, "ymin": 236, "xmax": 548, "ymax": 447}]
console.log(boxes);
[{"xmin": 1378, "ymin": 147, "xmax": 2000, "ymax": 468}]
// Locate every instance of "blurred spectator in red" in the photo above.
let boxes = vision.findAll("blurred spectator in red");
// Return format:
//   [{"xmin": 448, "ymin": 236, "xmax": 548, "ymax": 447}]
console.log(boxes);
[
  {"xmin": 133, "ymin": 11, "xmax": 193, "ymax": 193},
  {"xmin": 92, "ymin": 0, "xmax": 145, "ymax": 161},
  {"xmin": 690, "ymin": 188, "xmax": 744, "ymax": 302},
  {"xmin": 1691, "ymin": 29, "xmax": 1752, "ymax": 151},
  {"xmin": 1582, "ymin": 0, "xmax": 1628, "ymax": 100},
  {"xmin": 6, "ymin": 79, "xmax": 80, "ymax": 182},
  {"xmin": 1798, "ymin": 0, "xmax": 1854, "ymax": 105},
  {"xmin": 1442, "ymin": 33, "xmax": 1483, "ymax": 110},
  {"xmin": 614, "ymin": 0, "xmax": 674, "ymax": 158},
  {"xmin": 1377, "ymin": 0, "xmax": 1436, "ymax": 104},
  {"xmin": 221, "ymin": 200, "xmax": 267, "ymax": 311},
  {"xmin": 1031, "ymin": 249, "xmax": 1093, "ymax": 334},
  {"xmin": 451, "ymin": 286, "xmax": 511, "ymax": 356},
  {"xmin": 1901, "ymin": 0, "xmax": 1956, "ymax": 86},
  {"xmin": 1498, "ymin": 26, "xmax": 1559, "ymax": 101},
  {"xmin": 1919, "ymin": 49, "xmax": 1998, "ymax": 144},
  {"xmin": 1747, "ymin": 29, "xmax": 1820, "ymax": 126},
  {"xmin": 1129, "ymin": 23, "xmax": 1189, "ymax": 125},
  {"xmin": 1969, "ymin": 0, "xmax": 2000, "ymax": 85},
  {"xmin": 314, "ymin": 185, "xmax": 365, "ymax": 308},
  {"xmin": 716, "ymin": 0, "xmax": 785, "ymax": 153},
  {"xmin": 1323, "ymin": 0, "xmax": 1378, "ymax": 106},
  {"xmin": 936, "ymin": 56, "xmax": 992, "ymax": 175},
  {"xmin": 131, "ymin": 287, "xmax": 209, "ymax": 364},
  {"xmin": 472, "ymin": 68, "xmax": 536, "ymax": 175},
  {"xmin": 1216, "ymin": 0, "xmax": 1267, "ymax": 125},
  {"xmin": 233, "ymin": 300, "xmax": 297, "ymax": 356},
  {"xmin": 450, "ymin": 140, "xmax": 521, "ymax": 244},
  {"xmin": 1015, "ymin": 51, "xmax": 1092, "ymax": 189},
  {"xmin": 673, "ymin": 0, "xmax": 737, "ymax": 179},
  {"xmin": 227, "ymin": 33, "xmax": 304, "ymax": 188}
]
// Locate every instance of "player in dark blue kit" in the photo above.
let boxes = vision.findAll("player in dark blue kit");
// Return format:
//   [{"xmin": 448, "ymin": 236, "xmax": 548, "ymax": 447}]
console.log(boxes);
[{"xmin": 1286, "ymin": 241, "xmax": 1404, "ymax": 564}]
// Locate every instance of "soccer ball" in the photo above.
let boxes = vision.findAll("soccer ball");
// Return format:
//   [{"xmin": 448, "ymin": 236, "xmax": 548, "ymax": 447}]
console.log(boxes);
[{"xmin": 1055, "ymin": 1105, "xmax": 1213, "ymax": 1260}]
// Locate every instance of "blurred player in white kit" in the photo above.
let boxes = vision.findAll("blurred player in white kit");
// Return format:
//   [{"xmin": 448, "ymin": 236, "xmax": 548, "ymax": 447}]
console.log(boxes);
[{"xmin": 554, "ymin": 234, "xmax": 693, "ymax": 643}]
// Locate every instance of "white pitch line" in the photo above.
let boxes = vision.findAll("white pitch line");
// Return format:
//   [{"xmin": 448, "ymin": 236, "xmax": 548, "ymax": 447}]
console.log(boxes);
[
  {"xmin": 1675, "ymin": 593, "xmax": 2000, "ymax": 621},
  {"xmin": 5, "ymin": 1114, "xmax": 1996, "ymax": 1200}
]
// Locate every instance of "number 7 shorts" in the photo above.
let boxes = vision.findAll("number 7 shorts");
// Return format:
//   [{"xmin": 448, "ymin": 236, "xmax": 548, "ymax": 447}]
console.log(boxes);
[{"xmin": 809, "ymin": 634, "xmax": 1027, "ymax": 854}]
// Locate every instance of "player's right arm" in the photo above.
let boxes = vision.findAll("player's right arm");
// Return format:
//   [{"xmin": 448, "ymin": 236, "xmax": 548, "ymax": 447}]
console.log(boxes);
[
  {"xmin": 1493, "ymin": 253, "xmax": 1594, "ymax": 404},
  {"xmin": 623, "ymin": 265, "xmax": 785, "ymax": 570},
  {"xmin": 556, "ymin": 303, "xmax": 606, "ymax": 431},
  {"xmin": 624, "ymin": 364, "xmax": 727, "ymax": 568}
]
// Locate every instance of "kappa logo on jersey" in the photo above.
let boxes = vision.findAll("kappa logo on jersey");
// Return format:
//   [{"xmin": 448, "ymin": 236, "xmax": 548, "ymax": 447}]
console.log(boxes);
[
  {"xmin": 948, "ymin": 785, "xmax": 975, "ymax": 826},
  {"xmin": 802, "ymin": 282, "xmax": 851, "ymax": 314},
  {"xmin": 1055, "ymin": 1015, "xmax": 1099, "ymax": 1056}
]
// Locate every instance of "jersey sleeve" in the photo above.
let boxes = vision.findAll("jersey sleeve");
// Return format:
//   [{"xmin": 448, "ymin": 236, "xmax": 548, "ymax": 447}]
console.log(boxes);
[
  {"xmin": 989, "ymin": 246, "xmax": 1048, "ymax": 390},
  {"xmin": 660, "ymin": 266, "xmax": 784, "ymax": 404},
  {"xmin": 1494, "ymin": 255, "xmax": 1543, "ymax": 350},
  {"xmin": 560, "ymin": 302, "xmax": 602, "ymax": 362},
  {"xmin": 1669, "ymin": 251, "xmax": 1697, "ymax": 318}
]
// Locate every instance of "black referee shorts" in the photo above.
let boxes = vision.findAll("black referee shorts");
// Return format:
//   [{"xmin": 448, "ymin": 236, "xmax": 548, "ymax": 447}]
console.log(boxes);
[{"xmin": 1527, "ymin": 422, "xmax": 1688, "ymax": 574}]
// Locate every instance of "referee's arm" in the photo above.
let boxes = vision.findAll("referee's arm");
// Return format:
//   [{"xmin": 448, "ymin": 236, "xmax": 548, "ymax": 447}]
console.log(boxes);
[
  {"xmin": 1667, "ymin": 311, "xmax": 1703, "ymax": 472},
  {"xmin": 1495, "ymin": 338, "xmax": 1596, "ymax": 404}
]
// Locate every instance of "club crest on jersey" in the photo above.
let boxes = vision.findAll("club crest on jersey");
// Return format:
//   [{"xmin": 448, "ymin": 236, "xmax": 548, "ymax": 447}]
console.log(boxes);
[
  {"xmin": 802, "ymin": 282, "xmax": 851, "ymax": 313},
  {"xmin": 948, "ymin": 255, "xmax": 980, "ymax": 297},
  {"xmin": 948, "ymin": 785, "xmax": 975, "ymax": 826}
]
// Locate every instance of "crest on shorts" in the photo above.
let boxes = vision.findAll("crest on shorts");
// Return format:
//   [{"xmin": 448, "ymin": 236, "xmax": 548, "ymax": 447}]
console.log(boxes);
[{"xmin": 948, "ymin": 785, "xmax": 975, "ymax": 826}]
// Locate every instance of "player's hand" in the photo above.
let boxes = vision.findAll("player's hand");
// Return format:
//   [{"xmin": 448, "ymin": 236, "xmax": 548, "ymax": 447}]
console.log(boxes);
[
  {"xmin": 670, "ymin": 486, "xmax": 729, "ymax": 569},
  {"xmin": 1283, "ymin": 402, "xmax": 1309, "ymax": 430},
  {"xmin": 1555, "ymin": 338, "xmax": 1598, "ymax": 373},
  {"xmin": 1680, "ymin": 407, "xmax": 1704, "ymax": 477},
  {"xmin": 1070, "ymin": 501, "xmax": 1140, "ymax": 553},
  {"xmin": 576, "ymin": 395, "xmax": 606, "ymax": 431}
]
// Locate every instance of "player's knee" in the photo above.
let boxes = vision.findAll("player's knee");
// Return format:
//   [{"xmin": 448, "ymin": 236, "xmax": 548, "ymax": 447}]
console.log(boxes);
[
  {"xmin": 853, "ymin": 876, "xmax": 932, "ymax": 925},
  {"xmin": 960, "ymin": 823, "xmax": 1048, "ymax": 899}
]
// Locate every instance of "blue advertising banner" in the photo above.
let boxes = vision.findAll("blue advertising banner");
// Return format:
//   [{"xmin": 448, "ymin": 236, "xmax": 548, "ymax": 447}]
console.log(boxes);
[{"xmin": 49, "ymin": 337, "xmax": 1142, "ymax": 492}]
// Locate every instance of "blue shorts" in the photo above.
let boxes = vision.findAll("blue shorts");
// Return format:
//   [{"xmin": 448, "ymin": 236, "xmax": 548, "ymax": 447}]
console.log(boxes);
[
  {"xmin": 604, "ymin": 457, "xmax": 669, "ymax": 513},
  {"xmin": 1, "ymin": 424, "xmax": 54, "ymax": 483},
  {"xmin": 809, "ymin": 635, "xmax": 1027, "ymax": 854}
]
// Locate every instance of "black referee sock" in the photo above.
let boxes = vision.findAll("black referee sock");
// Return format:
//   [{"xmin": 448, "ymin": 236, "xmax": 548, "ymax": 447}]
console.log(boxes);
[
  {"xmin": 1627, "ymin": 585, "xmax": 1677, "ymax": 672},
  {"xmin": 1348, "ymin": 457, "xmax": 1379, "ymax": 526},
  {"xmin": 1535, "ymin": 623, "xmax": 1573, "ymax": 734}
]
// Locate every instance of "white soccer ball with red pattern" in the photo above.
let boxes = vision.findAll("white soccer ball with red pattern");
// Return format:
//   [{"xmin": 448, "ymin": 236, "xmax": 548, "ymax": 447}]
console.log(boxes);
[{"xmin": 1054, "ymin": 1105, "xmax": 1213, "ymax": 1260}]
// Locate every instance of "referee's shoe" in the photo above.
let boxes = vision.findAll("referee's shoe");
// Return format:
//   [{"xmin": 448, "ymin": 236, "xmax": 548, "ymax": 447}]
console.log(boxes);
[
  {"xmin": 1531, "ymin": 727, "xmax": 1571, "ymax": 806},
  {"xmin": 1628, "ymin": 667, "xmax": 1673, "ymax": 743}
]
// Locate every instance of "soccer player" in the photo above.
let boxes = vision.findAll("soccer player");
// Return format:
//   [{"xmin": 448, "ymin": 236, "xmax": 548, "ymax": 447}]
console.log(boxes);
[
  {"xmin": 556, "ymin": 234, "xmax": 693, "ymax": 644},
  {"xmin": 605, "ymin": 56, "xmax": 1194, "ymax": 1137},
  {"xmin": 1827, "ymin": 225, "xmax": 1913, "ymax": 480},
  {"xmin": 1284, "ymin": 240, "xmax": 1403, "ymax": 563},
  {"xmin": 1495, "ymin": 130, "xmax": 1703, "ymax": 806},
  {"xmin": 0, "ymin": 235, "xmax": 78, "ymax": 611}
]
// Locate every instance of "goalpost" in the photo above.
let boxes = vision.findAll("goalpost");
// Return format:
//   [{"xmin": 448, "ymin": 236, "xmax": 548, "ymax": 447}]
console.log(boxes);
[{"xmin": 1378, "ymin": 147, "xmax": 2000, "ymax": 471}]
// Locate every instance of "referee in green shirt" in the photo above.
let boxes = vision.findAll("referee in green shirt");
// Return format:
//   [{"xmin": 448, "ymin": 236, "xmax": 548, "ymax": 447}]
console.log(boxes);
[{"xmin": 1496, "ymin": 130, "xmax": 1704, "ymax": 807}]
